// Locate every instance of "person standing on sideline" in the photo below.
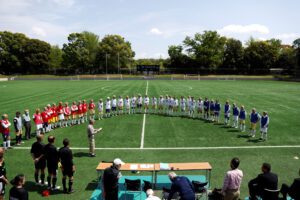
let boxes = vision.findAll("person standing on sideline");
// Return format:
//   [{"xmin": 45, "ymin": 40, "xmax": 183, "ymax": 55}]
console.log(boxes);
[
  {"xmin": 30, "ymin": 135, "xmax": 46, "ymax": 186},
  {"xmin": 59, "ymin": 138, "xmax": 75, "ymax": 194},
  {"xmin": 44, "ymin": 135, "xmax": 59, "ymax": 190},
  {"xmin": 102, "ymin": 158, "xmax": 125, "ymax": 200},
  {"xmin": 87, "ymin": 119, "xmax": 102, "ymax": 157},
  {"xmin": 167, "ymin": 172, "xmax": 195, "ymax": 200},
  {"xmin": 221, "ymin": 157, "xmax": 243, "ymax": 200},
  {"xmin": 1, "ymin": 114, "xmax": 12, "ymax": 150},
  {"xmin": 22, "ymin": 109, "xmax": 31, "ymax": 140},
  {"xmin": 14, "ymin": 111, "xmax": 23, "ymax": 145},
  {"xmin": 0, "ymin": 148, "xmax": 9, "ymax": 200},
  {"xmin": 260, "ymin": 111, "xmax": 269, "ymax": 141},
  {"xmin": 9, "ymin": 174, "xmax": 28, "ymax": 200}
]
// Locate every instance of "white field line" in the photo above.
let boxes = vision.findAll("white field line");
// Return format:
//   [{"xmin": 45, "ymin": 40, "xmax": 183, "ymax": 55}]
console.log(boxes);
[
  {"xmin": 140, "ymin": 81, "xmax": 149, "ymax": 149},
  {"xmin": 13, "ymin": 145, "xmax": 300, "ymax": 150}
]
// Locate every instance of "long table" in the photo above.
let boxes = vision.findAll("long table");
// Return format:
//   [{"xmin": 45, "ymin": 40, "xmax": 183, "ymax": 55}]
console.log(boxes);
[{"xmin": 96, "ymin": 162, "xmax": 212, "ymax": 188}]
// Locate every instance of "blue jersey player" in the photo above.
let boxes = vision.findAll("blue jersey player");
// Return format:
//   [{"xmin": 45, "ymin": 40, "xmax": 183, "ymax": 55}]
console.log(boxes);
[
  {"xmin": 249, "ymin": 108, "xmax": 261, "ymax": 137},
  {"xmin": 260, "ymin": 111, "xmax": 269, "ymax": 140},
  {"xmin": 214, "ymin": 100, "xmax": 221, "ymax": 123},
  {"xmin": 224, "ymin": 101, "xmax": 231, "ymax": 125},
  {"xmin": 232, "ymin": 103, "xmax": 239, "ymax": 128},
  {"xmin": 239, "ymin": 106, "xmax": 247, "ymax": 132}
]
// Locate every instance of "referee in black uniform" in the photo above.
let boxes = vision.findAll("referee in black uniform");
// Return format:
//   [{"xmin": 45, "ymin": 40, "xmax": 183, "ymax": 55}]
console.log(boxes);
[
  {"xmin": 30, "ymin": 135, "xmax": 46, "ymax": 185},
  {"xmin": 44, "ymin": 135, "xmax": 59, "ymax": 190},
  {"xmin": 58, "ymin": 138, "xmax": 75, "ymax": 194}
]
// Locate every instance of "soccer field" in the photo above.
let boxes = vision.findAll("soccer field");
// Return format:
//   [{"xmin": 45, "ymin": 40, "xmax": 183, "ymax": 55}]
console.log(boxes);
[{"xmin": 1, "ymin": 80, "xmax": 300, "ymax": 199}]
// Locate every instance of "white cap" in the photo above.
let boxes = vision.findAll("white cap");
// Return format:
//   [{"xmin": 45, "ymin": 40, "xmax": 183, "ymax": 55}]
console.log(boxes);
[{"xmin": 113, "ymin": 158, "xmax": 125, "ymax": 166}]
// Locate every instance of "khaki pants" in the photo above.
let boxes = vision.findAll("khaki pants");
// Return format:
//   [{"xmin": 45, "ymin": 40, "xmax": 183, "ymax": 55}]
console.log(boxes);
[
  {"xmin": 224, "ymin": 189, "xmax": 240, "ymax": 200},
  {"xmin": 89, "ymin": 136, "xmax": 95, "ymax": 154}
]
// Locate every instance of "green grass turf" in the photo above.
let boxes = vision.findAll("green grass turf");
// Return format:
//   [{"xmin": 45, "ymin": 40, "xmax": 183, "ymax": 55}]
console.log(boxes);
[{"xmin": 0, "ymin": 80, "xmax": 300, "ymax": 199}]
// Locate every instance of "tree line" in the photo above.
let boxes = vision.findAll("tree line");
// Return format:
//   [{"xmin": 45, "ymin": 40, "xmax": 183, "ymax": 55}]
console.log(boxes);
[
  {"xmin": 167, "ymin": 31, "xmax": 300, "ymax": 75},
  {"xmin": 0, "ymin": 30, "xmax": 300, "ymax": 75}
]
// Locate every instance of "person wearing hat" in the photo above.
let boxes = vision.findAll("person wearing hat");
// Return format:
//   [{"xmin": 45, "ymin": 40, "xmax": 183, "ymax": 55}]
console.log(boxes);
[
  {"xmin": 87, "ymin": 119, "xmax": 102, "ymax": 157},
  {"xmin": 22, "ymin": 109, "xmax": 31, "ymax": 140},
  {"xmin": 102, "ymin": 158, "xmax": 125, "ymax": 200}
]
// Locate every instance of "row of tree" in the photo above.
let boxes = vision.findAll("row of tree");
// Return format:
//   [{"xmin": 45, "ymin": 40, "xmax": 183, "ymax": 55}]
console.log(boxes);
[
  {"xmin": 0, "ymin": 31, "xmax": 135, "ymax": 74},
  {"xmin": 167, "ymin": 31, "xmax": 300, "ymax": 75},
  {"xmin": 0, "ymin": 30, "xmax": 300, "ymax": 75}
]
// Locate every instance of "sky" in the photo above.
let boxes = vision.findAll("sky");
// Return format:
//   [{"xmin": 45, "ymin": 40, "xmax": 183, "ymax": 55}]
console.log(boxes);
[{"xmin": 0, "ymin": 0, "xmax": 299, "ymax": 58}]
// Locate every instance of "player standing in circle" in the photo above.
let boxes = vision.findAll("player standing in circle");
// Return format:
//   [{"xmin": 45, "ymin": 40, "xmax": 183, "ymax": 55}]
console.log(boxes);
[
  {"xmin": 13, "ymin": 111, "xmax": 23, "ymax": 146},
  {"xmin": 214, "ymin": 100, "xmax": 221, "ymax": 123},
  {"xmin": 71, "ymin": 101, "xmax": 78, "ymax": 125},
  {"xmin": 82, "ymin": 100, "xmax": 88, "ymax": 122},
  {"xmin": 46, "ymin": 104, "xmax": 53, "ymax": 130},
  {"xmin": 239, "ymin": 106, "xmax": 247, "ymax": 132},
  {"xmin": 22, "ymin": 109, "xmax": 31, "ymax": 140},
  {"xmin": 209, "ymin": 99, "xmax": 215, "ymax": 122},
  {"xmin": 224, "ymin": 100, "xmax": 231, "ymax": 126},
  {"xmin": 173, "ymin": 96, "xmax": 179, "ymax": 116},
  {"xmin": 137, "ymin": 94, "xmax": 143, "ymax": 114},
  {"xmin": 63, "ymin": 102, "xmax": 71, "ymax": 127},
  {"xmin": 41, "ymin": 107, "xmax": 50, "ymax": 133},
  {"xmin": 260, "ymin": 111, "xmax": 269, "ymax": 141},
  {"xmin": 151, "ymin": 96, "xmax": 157, "ymax": 114},
  {"xmin": 30, "ymin": 135, "xmax": 46, "ymax": 186},
  {"xmin": 131, "ymin": 95, "xmax": 137, "ymax": 114},
  {"xmin": 196, "ymin": 97, "xmax": 203, "ymax": 119},
  {"xmin": 124, "ymin": 96, "xmax": 131, "ymax": 115},
  {"xmin": 144, "ymin": 95, "xmax": 150, "ymax": 113},
  {"xmin": 203, "ymin": 97, "xmax": 210, "ymax": 120},
  {"xmin": 117, "ymin": 96, "xmax": 124, "ymax": 115},
  {"xmin": 249, "ymin": 108, "xmax": 261, "ymax": 138},
  {"xmin": 180, "ymin": 96, "xmax": 186, "ymax": 117},
  {"xmin": 0, "ymin": 147, "xmax": 9, "ymax": 200},
  {"xmin": 105, "ymin": 97, "xmax": 111, "ymax": 118},
  {"xmin": 77, "ymin": 100, "xmax": 83, "ymax": 124},
  {"xmin": 33, "ymin": 109, "xmax": 43, "ymax": 136},
  {"xmin": 158, "ymin": 95, "xmax": 164, "ymax": 115},
  {"xmin": 188, "ymin": 97, "xmax": 196, "ymax": 118},
  {"xmin": 57, "ymin": 102, "xmax": 64, "ymax": 128},
  {"xmin": 169, "ymin": 96, "xmax": 174, "ymax": 116},
  {"xmin": 88, "ymin": 99, "xmax": 96, "ymax": 120},
  {"xmin": 59, "ymin": 138, "xmax": 75, "ymax": 194},
  {"xmin": 111, "ymin": 95, "xmax": 117, "ymax": 116},
  {"xmin": 44, "ymin": 135, "xmax": 59, "ymax": 191},
  {"xmin": 232, "ymin": 103, "xmax": 239, "ymax": 128},
  {"xmin": 51, "ymin": 103, "xmax": 58, "ymax": 128},
  {"xmin": 97, "ymin": 99, "xmax": 104, "ymax": 120}
]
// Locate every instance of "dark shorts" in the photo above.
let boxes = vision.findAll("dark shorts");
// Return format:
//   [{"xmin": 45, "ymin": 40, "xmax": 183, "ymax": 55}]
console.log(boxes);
[
  {"xmin": 62, "ymin": 167, "xmax": 74, "ymax": 177},
  {"xmin": 47, "ymin": 164, "xmax": 58, "ymax": 175},
  {"xmin": 43, "ymin": 122, "xmax": 48, "ymax": 128},
  {"xmin": 2, "ymin": 133, "xmax": 9, "ymax": 141},
  {"xmin": 111, "ymin": 107, "xmax": 117, "ymax": 111},
  {"xmin": 35, "ymin": 159, "xmax": 46, "ymax": 170},
  {"xmin": 137, "ymin": 104, "xmax": 142, "ymax": 108},
  {"xmin": 204, "ymin": 108, "xmax": 209, "ymax": 112},
  {"xmin": 214, "ymin": 111, "xmax": 220, "ymax": 116},
  {"xmin": 106, "ymin": 109, "xmax": 110, "ymax": 113}
]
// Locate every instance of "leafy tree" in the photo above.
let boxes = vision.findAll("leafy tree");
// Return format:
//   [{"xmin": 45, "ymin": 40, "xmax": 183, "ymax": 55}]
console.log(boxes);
[
  {"xmin": 97, "ymin": 34, "xmax": 135, "ymax": 73},
  {"xmin": 183, "ymin": 31, "xmax": 226, "ymax": 71},
  {"xmin": 222, "ymin": 38, "xmax": 244, "ymax": 74},
  {"xmin": 49, "ymin": 45, "xmax": 63, "ymax": 70}
]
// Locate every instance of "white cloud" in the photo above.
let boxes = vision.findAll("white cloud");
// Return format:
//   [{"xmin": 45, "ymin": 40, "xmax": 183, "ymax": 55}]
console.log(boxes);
[
  {"xmin": 32, "ymin": 26, "xmax": 47, "ymax": 37},
  {"xmin": 150, "ymin": 28, "xmax": 163, "ymax": 35},
  {"xmin": 275, "ymin": 33, "xmax": 299, "ymax": 40},
  {"xmin": 52, "ymin": 0, "xmax": 75, "ymax": 7},
  {"xmin": 219, "ymin": 24, "xmax": 270, "ymax": 35}
]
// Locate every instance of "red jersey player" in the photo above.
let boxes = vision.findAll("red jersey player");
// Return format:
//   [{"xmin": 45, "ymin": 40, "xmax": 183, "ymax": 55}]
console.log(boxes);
[
  {"xmin": 88, "ymin": 99, "xmax": 96, "ymax": 120},
  {"xmin": 71, "ymin": 101, "xmax": 78, "ymax": 125},
  {"xmin": 64, "ymin": 102, "xmax": 71, "ymax": 127},
  {"xmin": 1, "ymin": 114, "xmax": 12, "ymax": 149}
]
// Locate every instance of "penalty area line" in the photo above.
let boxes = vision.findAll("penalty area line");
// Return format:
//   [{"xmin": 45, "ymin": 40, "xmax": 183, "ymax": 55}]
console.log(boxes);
[{"xmin": 13, "ymin": 145, "xmax": 300, "ymax": 150}]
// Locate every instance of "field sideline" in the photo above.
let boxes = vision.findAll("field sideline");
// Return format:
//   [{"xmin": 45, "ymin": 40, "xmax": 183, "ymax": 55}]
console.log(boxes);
[{"xmin": 0, "ymin": 80, "xmax": 300, "ymax": 199}]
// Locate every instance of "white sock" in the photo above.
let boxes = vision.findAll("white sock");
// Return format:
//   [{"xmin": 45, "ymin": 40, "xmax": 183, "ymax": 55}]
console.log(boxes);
[
  {"xmin": 3, "ymin": 142, "xmax": 7, "ymax": 148},
  {"xmin": 7, "ymin": 140, "xmax": 11, "ymax": 147}
]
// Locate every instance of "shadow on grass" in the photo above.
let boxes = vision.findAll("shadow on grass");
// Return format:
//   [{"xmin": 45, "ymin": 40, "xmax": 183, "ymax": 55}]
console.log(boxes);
[
  {"xmin": 228, "ymin": 129, "xmax": 240, "ymax": 132},
  {"xmin": 247, "ymin": 138, "xmax": 264, "ymax": 143},
  {"xmin": 73, "ymin": 152, "xmax": 90, "ymax": 157},
  {"xmin": 25, "ymin": 181, "xmax": 64, "ymax": 196},
  {"xmin": 85, "ymin": 179, "xmax": 100, "ymax": 191},
  {"xmin": 237, "ymin": 134, "xmax": 250, "ymax": 138}
]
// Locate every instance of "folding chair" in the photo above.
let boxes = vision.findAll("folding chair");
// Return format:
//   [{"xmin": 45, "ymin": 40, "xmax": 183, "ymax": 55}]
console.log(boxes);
[
  {"xmin": 192, "ymin": 181, "xmax": 208, "ymax": 200},
  {"xmin": 261, "ymin": 188, "xmax": 280, "ymax": 200},
  {"xmin": 125, "ymin": 179, "xmax": 142, "ymax": 200}
]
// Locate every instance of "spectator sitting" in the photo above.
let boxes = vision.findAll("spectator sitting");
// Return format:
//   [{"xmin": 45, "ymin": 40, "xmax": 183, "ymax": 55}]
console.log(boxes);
[
  {"xmin": 146, "ymin": 189, "xmax": 161, "ymax": 200},
  {"xmin": 248, "ymin": 163, "xmax": 278, "ymax": 200},
  {"xmin": 221, "ymin": 157, "xmax": 243, "ymax": 200},
  {"xmin": 280, "ymin": 168, "xmax": 300, "ymax": 200},
  {"xmin": 9, "ymin": 174, "xmax": 28, "ymax": 200},
  {"xmin": 166, "ymin": 172, "xmax": 195, "ymax": 200}
]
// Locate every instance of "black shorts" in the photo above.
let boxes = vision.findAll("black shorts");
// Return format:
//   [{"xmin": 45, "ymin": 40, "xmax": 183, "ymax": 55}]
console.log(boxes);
[
  {"xmin": 47, "ymin": 164, "xmax": 58, "ymax": 175},
  {"xmin": 2, "ymin": 134, "xmax": 9, "ymax": 142},
  {"xmin": 106, "ymin": 109, "xmax": 110, "ymax": 113},
  {"xmin": 112, "ymin": 107, "xmax": 116, "ymax": 111},
  {"xmin": 35, "ymin": 159, "xmax": 46, "ymax": 170},
  {"xmin": 43, "ymin": 122, "xmax": 48, "ymax": 128},
  {"xmin": 62, "ymin": 167, "xmax": 74, "ymax": 177},
  {"xmin": 137, "ymin": 104, "xmax": 142, "ymax": 108}
]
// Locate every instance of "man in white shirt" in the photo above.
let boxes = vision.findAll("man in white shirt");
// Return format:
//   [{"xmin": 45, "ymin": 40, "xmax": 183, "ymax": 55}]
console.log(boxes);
[{"xmin": 145, "ymin": 189, "xmax": 161, "ymax": 200}]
